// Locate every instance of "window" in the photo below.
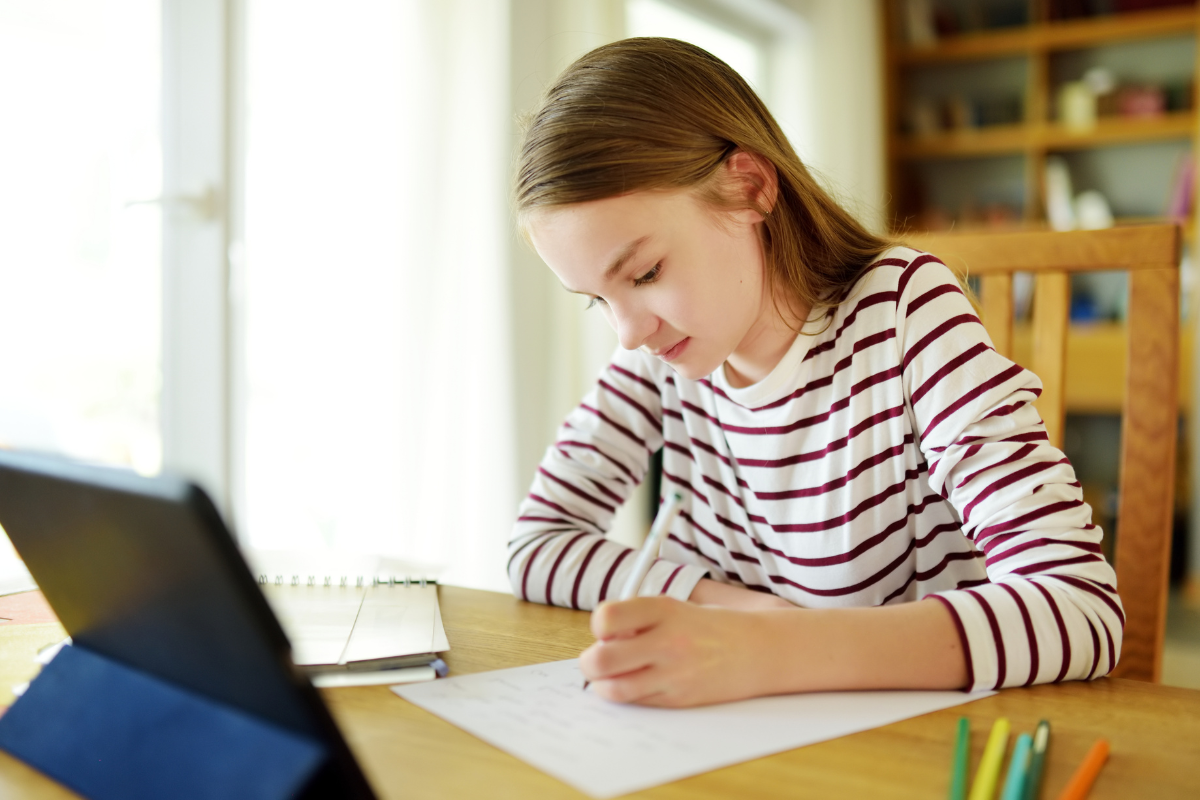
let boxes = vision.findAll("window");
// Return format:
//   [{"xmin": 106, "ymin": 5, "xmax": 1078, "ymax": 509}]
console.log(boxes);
[
  {"xmin": 627, "ymin": 0, "xmax": 764, "ymax": 89},
  {"xmin": 0, "ymin": 0, "xmax": 163, "ymax": 473}
]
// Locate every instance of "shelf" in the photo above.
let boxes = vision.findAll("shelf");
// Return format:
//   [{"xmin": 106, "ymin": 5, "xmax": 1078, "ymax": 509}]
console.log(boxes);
[
  {"xmin": 895, "ymin": 6, "xmax": 1198, "ymax": 65},
  {"xmin": 894, "ymin": 111, "xmax": 1195, "ymax": 159}
]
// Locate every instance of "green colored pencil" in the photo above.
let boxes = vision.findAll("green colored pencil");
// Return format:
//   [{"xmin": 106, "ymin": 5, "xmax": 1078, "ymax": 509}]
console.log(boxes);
[{"xmin": 950, "ymin": 717, "xmax": 970, "ymax": 800}]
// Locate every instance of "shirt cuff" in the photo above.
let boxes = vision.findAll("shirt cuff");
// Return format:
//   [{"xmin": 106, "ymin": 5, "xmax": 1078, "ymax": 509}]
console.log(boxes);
[{"xmin": 638, "ymin": 561, "xmax": 709, "ymax": 603}]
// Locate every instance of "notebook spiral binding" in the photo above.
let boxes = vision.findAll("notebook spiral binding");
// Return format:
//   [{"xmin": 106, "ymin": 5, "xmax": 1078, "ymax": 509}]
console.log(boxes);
[{"xmin": 256, "ymin": 574, "xmax": 434, "ymax": 588}]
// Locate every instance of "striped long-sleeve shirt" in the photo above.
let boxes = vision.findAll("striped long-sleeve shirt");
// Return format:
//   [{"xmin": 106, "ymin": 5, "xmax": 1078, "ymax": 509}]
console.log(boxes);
[{"xmin": 507, "ymin": 247, "xmax": 1124, "ymax": 692}]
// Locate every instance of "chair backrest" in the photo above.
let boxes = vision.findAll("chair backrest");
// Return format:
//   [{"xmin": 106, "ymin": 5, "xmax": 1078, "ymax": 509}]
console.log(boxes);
[{"xmin": 906, "ymin": 225, "xmax": 1181, "ymax": 683}]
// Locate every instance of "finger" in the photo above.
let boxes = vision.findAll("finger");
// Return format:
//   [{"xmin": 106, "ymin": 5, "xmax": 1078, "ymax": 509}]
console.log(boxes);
[
  {"xmin": 579, "ymin": 634, "xmax": 656, "ymax": 681},
  {"xmin": 591, "ymin": 596, "xmax": 677, "ymax": 640},
  {"xmin": 589, "ymin": 666, "xmax": 669, "ymax": 706}
]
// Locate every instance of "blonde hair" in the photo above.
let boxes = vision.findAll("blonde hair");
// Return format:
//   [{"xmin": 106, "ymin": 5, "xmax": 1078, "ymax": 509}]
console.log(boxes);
[{"xmin": 515, "ymin": 37, "xmax": 893, "ymax": 321}]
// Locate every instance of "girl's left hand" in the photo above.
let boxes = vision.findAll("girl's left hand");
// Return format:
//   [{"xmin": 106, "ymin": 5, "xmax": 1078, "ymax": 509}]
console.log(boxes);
[{"xmin": 579, "ymin": 596, "xmax": 783, "ymax": 707}]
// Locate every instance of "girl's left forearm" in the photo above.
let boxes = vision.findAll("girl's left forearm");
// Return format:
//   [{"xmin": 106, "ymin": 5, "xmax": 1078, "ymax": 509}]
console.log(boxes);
[{"xmin": 747, "ymin": 598, "xmax": 968, "ymax": 696}]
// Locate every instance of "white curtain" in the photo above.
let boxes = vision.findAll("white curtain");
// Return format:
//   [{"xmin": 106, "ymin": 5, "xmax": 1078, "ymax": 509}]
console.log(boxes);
[{"xmin": 240, "ymin": 0, "xmax": 515, "ymax": 590}]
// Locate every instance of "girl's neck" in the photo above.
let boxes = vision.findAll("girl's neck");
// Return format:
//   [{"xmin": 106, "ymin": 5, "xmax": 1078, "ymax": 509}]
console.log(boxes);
[{"xmin": 724, "ymin": 290, "xmax": 810, "ymax": 389}]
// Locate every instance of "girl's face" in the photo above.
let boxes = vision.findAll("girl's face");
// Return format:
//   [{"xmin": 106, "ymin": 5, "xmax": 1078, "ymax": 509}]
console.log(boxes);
[{"xmin": 527, "ymin": 188, "xmax": 771, "ymax": 382}]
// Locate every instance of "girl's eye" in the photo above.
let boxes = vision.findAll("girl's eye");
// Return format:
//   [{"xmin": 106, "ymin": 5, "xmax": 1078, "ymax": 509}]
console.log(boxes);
[
  {"xmin": 586, "ymin": 296, "xmax": 607, "ymax": 310},
  {"xmin": 634, "ymin": 263, "xmax": 662, "ymax": 286}
]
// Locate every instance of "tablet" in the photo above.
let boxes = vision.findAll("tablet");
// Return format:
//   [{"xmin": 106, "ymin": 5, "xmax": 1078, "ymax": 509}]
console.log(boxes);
[{"xmin": 0, "ymin": 449, "xmax": 377, "ymax": 799}]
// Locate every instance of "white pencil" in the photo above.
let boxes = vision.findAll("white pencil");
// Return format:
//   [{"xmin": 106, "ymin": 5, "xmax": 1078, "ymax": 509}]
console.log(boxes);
[
  {"xmin": 584, "ymin": 492, "xmax": 685, "ymax": 690},
  {"xmin": 618, "ymin": 492, "xmax": 685, "ymax": 601}
]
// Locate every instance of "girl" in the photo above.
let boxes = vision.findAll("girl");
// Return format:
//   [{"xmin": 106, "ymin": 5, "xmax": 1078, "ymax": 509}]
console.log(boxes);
[{"xmin": 508, "ymin": 38, "xmax": 1122, "ymax": 707}]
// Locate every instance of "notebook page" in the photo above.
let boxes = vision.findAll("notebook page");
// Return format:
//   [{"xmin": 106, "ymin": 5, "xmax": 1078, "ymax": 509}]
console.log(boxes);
[
  {"xmin": 394, "ymin": 658, "xmax": 995, "ymax": 799},
  {"xmin": 339, "ymin": 585, "xmax": 438, "ymax": 664},
  {"xmin": 259, "ymin": 584, "xmax": 365, "ymax": 666}
]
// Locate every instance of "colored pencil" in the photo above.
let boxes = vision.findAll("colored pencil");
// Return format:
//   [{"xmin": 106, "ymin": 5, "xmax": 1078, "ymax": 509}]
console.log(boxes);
[
  {"xmin": 968, "ymin": 717, "xmax": 1011, "ymax": 800},
  {"xmin": 1055, "ymin": 739, "xmax": 1109, "ymax": 800},
  {"xmin": 949, "ymin": 717, "xmax": 970, "ymax": 800},
  {"xmin": 1001, "ymin": 733, "xmax": 1033, "ymax": 800},
  {"xmin": 1022, "ymin": 720, "xmax": 1051, "ymax": 800}
]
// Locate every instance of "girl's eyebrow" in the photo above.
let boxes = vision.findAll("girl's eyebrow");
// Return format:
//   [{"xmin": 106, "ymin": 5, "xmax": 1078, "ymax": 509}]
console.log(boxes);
[
  {"xmin": 604, "ymin": 235, "xmax": 650, "ymax": 280},
  {"xmin": 562, "ymin": 235, "xmax": 652, "ymax": 294}
]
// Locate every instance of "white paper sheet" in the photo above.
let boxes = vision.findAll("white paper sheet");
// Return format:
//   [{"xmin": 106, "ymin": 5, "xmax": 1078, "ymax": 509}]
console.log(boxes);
[{"xmin": 394, "ymin": 658, "xmax": 994, "ymax": 798}]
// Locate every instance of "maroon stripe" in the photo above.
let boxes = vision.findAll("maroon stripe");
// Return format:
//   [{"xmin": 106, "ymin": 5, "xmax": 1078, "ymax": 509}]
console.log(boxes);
[
  {"xmin": 667, "ymin": 531, "xmax": 726, "ymax": 570},
  {"xmin": 608, "ymin": 362, "xmax": 658, "ymax": 394},
  {"xmin": 1101, "ymin": 621, "xmax": 1116, "ymax": 677},
  {"xmin": 799, "ymin": 291, "xmax": 899, "ymax": 366},
  {"xmin": 528, "ymin": 492, "xmax": 601, "ymax": 529},
  {"xmin": 735, "ymin": 404, "xmax": 906, "ymax": 467},
  {"xmin": 661, "ymin": 565, "xmax": 684, "ymax": 594},
  {"xmin": 1054, "ymin": 574, "xmax": 1126, "ymax": 626},
  {"xmin": 702, "ymin": 328, "xmax": 897, "ymax": 413},
  {"xmin": 902, "ymin": 314, "xmax": 982, "ymax": 374},
  {"xmin": 921, "ymin": 363, "xmax": 1025, "ymax": 440},
  {"xmin": 906, "ymin": 282, "xmax": 963, "ymax": 317},
  {"xmin": 680, "ymin": 510, "xmax": 734, "ymax": 552},
  {"xmin": 507, "ymin": 530, "xmax": 558, "ymax": 573},
  {"xmin": 974, "ymin": 499, "xmax": 1083, "ymax": 540},
  {"xmin": 965, "ymin": 589, "xmax": 1008, "ymax": 689},
  {"xmin": 587, "ymin": 477, "xmax": 624, "ymax": 506},
  {"xmin": 516, "ymin": 515, "xmax": 576, "ymax": 525},
  {"xmin": 597, "ymin": 549, "xmax": 632, "ymax": 603},
  {"xmin": 571, "ymin": 539, "xmax": 606, "ymax": 610},
  {"xmin": 766, "ymin": 469, "xmax": 922, "ymax": 533},
  {"xmin": 663, "ymin": 440, "xmax": 696, "ymax": 460},
  {"xmin": 558, "ymin": 440, "xmax": 637, "ymax": 483},
  {"xmin": 982, "ymin": 402, "xmax": 1024, "ymax": 420},
  {"xmin": 930, "ymin": 594, "xmax": 975, "ymax": 690},
  {"xmin": 544, "ymin": 533, "xmax": 588, "ymax": 605},
  {"xmin": 662, "ymin": 468, "xmax": 710, "ymax": 507},
  {"xmin": 955, "ymin": 444, "xmax": 1036, "ymax": 491},
  {"xmin": 1009, "ymin": 553, "xmax": 1105, "ymax": 576},
  {"xmin": 962, "ymin": 460, "xmax": 1063, "ymax": 523},
  {"xmin": 997, "ymin": 582, "xmax": 1040, "ymax": 686},
  {"xmin": 520, "ymin": 537, "xmax": 555, "ymax": 602},
  {"xmin": 663, "ymin": 407, "xmax": 684, "ymax": 420},
  {"xmin": 1030, "ymin": 580, "xmax": 1072, "ymax": 682},
  {"xmin": 911, "ymin": 342, "xmax": 991, "ymax": 407},
  {"xmin": 1085, "ymin": 618, "xmax": 1102, "ymax": 679},
  {"xmin": 898, "ymin": 253, "xmax": 944, "ymax": 298},
  {"xmin": 539, "ymin": 467, "xmax": 616, "ymax": 513},
  {"xmin": 984, "ymin": 536, "xmax": 1103, "ymax": 567},
  {"xmin": 598, "ymin": 378, "xmax": 661, "ymax": 431},
  {"xmin": 878, "ymin": 548, "xmax": 982, "ymax": 604},
  {"xmin": 579, "ymin": 403, "xmax": 650, "ymax": 450},
  {"xmin": 767, "ymin": 536, "xmax": 921, "ymax": 597},
  {"xmin": 685, "ymin": 367, "xmax": 901, "ymax": 436},
  {"xmin": 754, "ymin": 440, "xmax": 909, "ymax": 500}
]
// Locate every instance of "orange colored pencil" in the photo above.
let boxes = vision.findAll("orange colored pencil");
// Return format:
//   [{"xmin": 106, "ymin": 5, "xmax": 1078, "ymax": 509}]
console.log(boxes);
[{"xmin": 1055, "ymin": 739, "xmax": 1109, "ymax": 800}]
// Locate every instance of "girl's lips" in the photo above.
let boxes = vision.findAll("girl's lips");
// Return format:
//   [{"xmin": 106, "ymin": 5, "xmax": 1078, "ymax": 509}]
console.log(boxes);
[{"xmin": 658, "ymin": 337, "xmax": 690, "ymax": 363}]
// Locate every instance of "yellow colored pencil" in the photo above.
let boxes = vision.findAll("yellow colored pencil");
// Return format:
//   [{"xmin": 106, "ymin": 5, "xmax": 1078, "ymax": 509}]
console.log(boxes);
[{"xmin": 969, "ymin": 717, "xmax": 1011, "ymax": 800}]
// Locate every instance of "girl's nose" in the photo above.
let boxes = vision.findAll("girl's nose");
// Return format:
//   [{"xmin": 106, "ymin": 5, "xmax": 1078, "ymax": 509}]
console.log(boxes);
[{"xmin": 608, "ymin": 301, "xmax": 657, "ymax": 351}]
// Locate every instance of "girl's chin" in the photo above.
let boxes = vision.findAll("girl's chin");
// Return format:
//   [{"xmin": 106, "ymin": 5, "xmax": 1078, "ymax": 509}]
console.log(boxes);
[{"xmin": 669, "ymin": 355, "xmax": 723, "ymax": 382}]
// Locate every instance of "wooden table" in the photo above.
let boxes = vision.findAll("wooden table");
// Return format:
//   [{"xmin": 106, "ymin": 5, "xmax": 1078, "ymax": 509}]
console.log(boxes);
[{"xmin": 3, "ymin": 586, "xmax": 1200, "ymax": 798}]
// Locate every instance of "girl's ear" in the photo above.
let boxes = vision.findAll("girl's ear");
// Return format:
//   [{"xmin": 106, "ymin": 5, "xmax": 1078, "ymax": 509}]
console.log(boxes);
[{"xmin": 722, "ymin": 150, "xmax": 778, "ymax": 224}]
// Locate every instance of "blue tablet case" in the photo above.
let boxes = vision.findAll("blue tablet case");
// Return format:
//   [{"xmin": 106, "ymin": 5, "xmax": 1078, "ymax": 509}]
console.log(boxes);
[{"xmin": 0, "ymin": 644, "xmax": 326, "ymax": 800}]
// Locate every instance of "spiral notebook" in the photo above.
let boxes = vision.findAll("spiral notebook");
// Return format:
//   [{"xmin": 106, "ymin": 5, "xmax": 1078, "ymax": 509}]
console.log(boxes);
[{"xmin": 245, "ymin": 550, "xmax": 449, "ymax": 675}]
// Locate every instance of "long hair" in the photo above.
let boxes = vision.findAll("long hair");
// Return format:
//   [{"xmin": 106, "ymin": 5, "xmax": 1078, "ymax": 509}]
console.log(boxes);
[{"xmin": 514, "ymin": 37, "xmax": 892, "ymax": 322}]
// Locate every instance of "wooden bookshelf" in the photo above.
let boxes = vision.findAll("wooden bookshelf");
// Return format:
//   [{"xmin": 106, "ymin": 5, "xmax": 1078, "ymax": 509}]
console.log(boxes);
[
  {"xmin": 894, "ymin": 5, "xmax": 1198, "ymax": 64},
  {"xmin": 893, "ymin": 111, "xmax": 1195, "ymax": 158},
  {"xmin": 882, "ymin": 1, "xmax": 1199, "ymax": 227}
]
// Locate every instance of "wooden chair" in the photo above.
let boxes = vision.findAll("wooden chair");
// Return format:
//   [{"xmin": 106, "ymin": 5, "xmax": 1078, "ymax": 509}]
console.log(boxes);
[{"xmin": 906, "ymin": 225, "xmax": 1181, "ymax": 683}]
